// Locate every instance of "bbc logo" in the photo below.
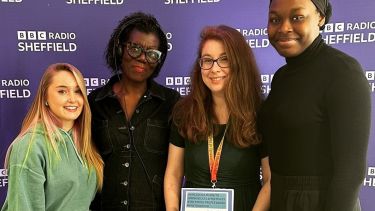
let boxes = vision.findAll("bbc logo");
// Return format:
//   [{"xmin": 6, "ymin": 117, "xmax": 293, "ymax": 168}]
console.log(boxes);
[
  {"xmin": 1, "ymin": 0, "xmax": 22, "ymax": 2},
  {"xmin": 0, "ymin": 169, "xmax": 7, "ymax": 177},
  {"xmin": 84, "ymin": 78, "xmax": 99, "ymax": 87},
  {"xmin": 324, "ymin": 23, "xmax": 345, "ymax": 33},
  {"xmin": 261, "ymin": 74, "xmax": 274, "ymax": 83},
  {"xmin": 369, "ymin": 167, "xmax": 375, "ymax": 176},
  {"xmin": 166, "ymin": 77, "xmax": 190, "ymax": 86},
  {"xmin": 366, "ymin": 71, "xmax": 375, "ymax": 81},
  {"xmin": 17, "ymin": 31, "xmax": 47, "ymax": 41}
]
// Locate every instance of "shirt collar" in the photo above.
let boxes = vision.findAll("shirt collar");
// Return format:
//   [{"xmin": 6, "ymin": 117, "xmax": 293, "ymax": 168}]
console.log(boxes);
[{"xmin": 94, "ymin": 74, "xmax": 167, "ymax": 102}]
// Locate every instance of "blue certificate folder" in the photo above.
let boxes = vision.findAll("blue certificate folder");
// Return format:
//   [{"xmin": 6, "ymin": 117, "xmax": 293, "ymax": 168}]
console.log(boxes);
[{"xmin": 181, "ymin": 188, "xmax": 234, "ymax": 211}]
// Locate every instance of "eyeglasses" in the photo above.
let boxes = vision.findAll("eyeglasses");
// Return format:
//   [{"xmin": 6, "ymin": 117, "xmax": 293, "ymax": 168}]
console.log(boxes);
[
  {"xmin": 125, "ymin": 42, "xmax": 162, "ymax": 64},
  {"xmin": 198, "ymin": 55, "xmax": 230, "ymax": 70}
]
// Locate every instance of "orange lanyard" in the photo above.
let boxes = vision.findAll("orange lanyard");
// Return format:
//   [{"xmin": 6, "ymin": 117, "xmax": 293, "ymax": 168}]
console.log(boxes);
[{"xmin": 208, "ymin": 125, "xmax": 228, "ymax": 188}]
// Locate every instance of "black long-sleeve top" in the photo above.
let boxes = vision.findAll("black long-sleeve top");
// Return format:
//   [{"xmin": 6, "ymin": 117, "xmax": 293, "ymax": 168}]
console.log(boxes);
[{"xmin": 259, "ymin": 35, "xmax": 371, "ymax": 211}]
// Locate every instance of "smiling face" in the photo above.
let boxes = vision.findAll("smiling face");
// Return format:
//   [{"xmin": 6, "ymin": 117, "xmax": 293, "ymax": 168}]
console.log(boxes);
[
  {"xmin": 200, "ymin": 39, "xmax": 231, "ymax": 96},
  {"xmin": 46, "ymin": 70, "xmax": 83, "ymax": 131},
  {"xmin": 267, "ymin": 0, "xmax": 325, "ymax": 57},
  {"xmin": 121, "ymin": 29, "xmax": 160, "ymax": 84}
]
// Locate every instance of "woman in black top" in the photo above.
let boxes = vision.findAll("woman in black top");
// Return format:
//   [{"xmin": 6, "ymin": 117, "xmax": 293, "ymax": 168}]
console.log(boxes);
[
  {"xmin": 164, "ymin": 25, "xmax": 270, "ymax": 211},
  {"xmin": 259, "ymin": 0, "xmax": 371, "ymax": 210},
  {"xmin": 89, "ymin": 12, "xmax": 180, "ymax": 211}
]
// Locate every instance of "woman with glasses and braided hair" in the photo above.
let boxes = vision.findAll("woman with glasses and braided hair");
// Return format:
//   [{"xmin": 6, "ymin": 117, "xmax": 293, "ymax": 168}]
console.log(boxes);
[
  {"xmin": 88, "ymin": 12, "xmax": 180, "ymax": 211},
  {"xmin": 164, "ymin": 25, "xmax": 271, "ymax": 211},
  {"xmin": 259, "ymin": 0, "xmax": 371, "ymax": 210}
]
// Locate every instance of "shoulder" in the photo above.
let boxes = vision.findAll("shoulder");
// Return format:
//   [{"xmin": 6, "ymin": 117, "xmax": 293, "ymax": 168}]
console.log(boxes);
[
  {"xmin": 9, "ymin": 130, "xmax": 48, "ymax": 165},
  {"xmin": 172, "ymin": 95, "xmax": 193, "ymax": 116},
  {"xmin": 150, "ymin": 80, "xmax": 180, "ymax": 102},
  {"xmin": 169, "ymin": 122, "xmax": 186, "ymax": 148},
  {"xmin": 12, "ymin": 127, "xmax": 47, "ymax": 150},
  {"xmin": 321, "ymin": 46, "xmax": 370, "ymax": 100},
  {"xmin": 88, "ymin": 75, "xmax": 118, "ymax": 104},
  {"xmin": 88, "ymin": 86, "xmax": 102, "ymax": 100},
  {"xmin": 270, "ymin": 64, "xmax": 287, "ymax": 86},
  {"xmin": 273, "ymin": 65, "xmax": 287, "ymax": 77},
  {"xmin": 88, "ymin": 84, "xmax": 109, "ymax": 104},
  {"xmin": 315, "ymin": 44, "xmax": 369, "ymax": 93},
  {"xmin": 321, "ymin": 44, "xmax": 363, "ymax": 76}
]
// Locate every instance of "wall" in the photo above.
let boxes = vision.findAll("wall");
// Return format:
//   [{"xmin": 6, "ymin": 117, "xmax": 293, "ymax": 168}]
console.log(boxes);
[{"xmin": 1, "ymin": 0, "xmax": 374, "ymax": 209}]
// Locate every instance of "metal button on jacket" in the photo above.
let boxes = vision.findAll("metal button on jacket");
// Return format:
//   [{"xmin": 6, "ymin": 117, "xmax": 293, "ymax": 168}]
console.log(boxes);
[{"xmin": 89, "ymin": 77, "xmax": 180, "ymax": 210}]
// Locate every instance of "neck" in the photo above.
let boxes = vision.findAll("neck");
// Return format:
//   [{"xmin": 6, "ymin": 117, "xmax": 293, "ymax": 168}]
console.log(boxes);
[
  {"xmin": 212, "ymin": 94, "xmax": 229, "ymax": 124},
  {"xmin": 61, "ymin": 123, "xmax": 73, "ymax": 132},
  {"xmin": 116, "ymin": 78, "xmax": 148, "ymax": 97}
]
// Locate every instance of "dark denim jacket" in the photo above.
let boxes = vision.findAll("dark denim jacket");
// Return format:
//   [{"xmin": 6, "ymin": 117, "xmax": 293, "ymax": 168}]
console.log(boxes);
[{"xmin": 89, "ymin": 75, "xmax": 180, "ymax": 211}]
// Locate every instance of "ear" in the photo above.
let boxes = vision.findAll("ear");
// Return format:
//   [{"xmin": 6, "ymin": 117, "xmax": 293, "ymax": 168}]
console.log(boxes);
[{"xmin": 318, "ymin": 15, "xmax": 326, "ymax": 28}]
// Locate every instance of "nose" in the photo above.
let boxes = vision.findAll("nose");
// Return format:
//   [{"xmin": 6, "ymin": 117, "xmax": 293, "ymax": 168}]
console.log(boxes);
[
  {"xmin": 68, "ymin": 92, "xmax": 77, "ymax": 102},
  {"xmin": 137, "ymin": 51, "xmax": 147, "ymax": 63},
  {"xmin": 211, "ymin": 61, "xmax": 221, "ymax": 73},
  {"xmin": 278, "ymin": 20, "xmax": 292, "ymax": 33}
]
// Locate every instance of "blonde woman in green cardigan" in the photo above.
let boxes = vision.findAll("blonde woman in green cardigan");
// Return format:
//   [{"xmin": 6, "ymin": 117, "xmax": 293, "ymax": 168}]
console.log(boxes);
[{"xmin": 2, "ymin": 63, "xmax": 103, "ymax": 211}]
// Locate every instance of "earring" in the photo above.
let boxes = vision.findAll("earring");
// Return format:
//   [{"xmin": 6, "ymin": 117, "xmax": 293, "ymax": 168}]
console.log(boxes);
[{"xmin": 45, "ymin": 101, "xmax": 49, "ymax": 106}]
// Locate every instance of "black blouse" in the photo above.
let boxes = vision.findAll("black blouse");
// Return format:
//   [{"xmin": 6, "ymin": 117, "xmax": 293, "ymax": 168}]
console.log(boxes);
[{"xmin": 170, "ymin": 123, "xmax": 267, "ymax": 210}]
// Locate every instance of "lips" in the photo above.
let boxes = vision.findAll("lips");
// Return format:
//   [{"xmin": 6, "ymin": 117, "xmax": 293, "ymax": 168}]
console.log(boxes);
[
  {"xmin": 276, "ymin": 37, "xmax": 298, "ymax": 47},
  {"xmin": 64, "ymin": 106, "xmax": 79, "ymax": 112},
  {"xmin": 133, "ymin": 65, "xmax": 145, "ymax": 73},
  {"xmin": 210, "ymin": 76, "xmax": 226, "ymax": 82}
]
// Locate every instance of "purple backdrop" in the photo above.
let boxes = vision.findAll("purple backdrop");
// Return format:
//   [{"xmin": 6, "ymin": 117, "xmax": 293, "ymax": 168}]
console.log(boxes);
[{"xmin": 1, "ymin": 0, "xmax": 374, "ymax": 209}]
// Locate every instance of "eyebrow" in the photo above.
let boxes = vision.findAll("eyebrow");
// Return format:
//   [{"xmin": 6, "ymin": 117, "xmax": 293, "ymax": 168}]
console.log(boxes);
[
  {"xmin": 54, "ymin": 85, "xmax": 80, "ymax": 89},
  {"xmin": 129, "ymin": 42, "xmax": 158, "ymax": 49},
  {"xmin": 201, "ymin": 52, "xmax": 226, "ymax": 57},
  {"xmin": 269, "ymin": 6, "xmax": 306, "ymax": 15}
]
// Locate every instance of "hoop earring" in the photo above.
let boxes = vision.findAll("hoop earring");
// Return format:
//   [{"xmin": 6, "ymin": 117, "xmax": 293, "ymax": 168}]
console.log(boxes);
[{"xmin": 45, "ymin": 101, "xmax": 49, "ymax": 107}]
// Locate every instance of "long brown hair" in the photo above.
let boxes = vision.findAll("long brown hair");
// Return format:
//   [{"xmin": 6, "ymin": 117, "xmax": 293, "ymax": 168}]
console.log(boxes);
[
  {"xmin": 5, "ymin": 63, "xmax": 103, "ymax": 190},
  {"xmin": 172, "ymin": 25, "xmax": 262, "ymax": 148}
]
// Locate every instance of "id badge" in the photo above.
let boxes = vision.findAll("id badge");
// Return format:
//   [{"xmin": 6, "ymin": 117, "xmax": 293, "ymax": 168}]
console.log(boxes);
[{"xmin": 180, "ymin": 188, "xmax": 234, "ymax": 211}]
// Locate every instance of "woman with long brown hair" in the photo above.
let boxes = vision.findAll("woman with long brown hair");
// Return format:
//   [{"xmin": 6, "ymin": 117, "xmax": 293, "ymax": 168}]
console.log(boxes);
[
  {"xmin": 164, "ymin": 25, "xmax": 270, "ymax": 211},
  {"xmin": 2, "ymin": 63, "xmax": 103, "ymax": 211}
]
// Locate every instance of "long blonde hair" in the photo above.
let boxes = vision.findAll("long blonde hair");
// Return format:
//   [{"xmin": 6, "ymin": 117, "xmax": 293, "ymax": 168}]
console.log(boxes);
[{"xmin": 5, "ymin": 63, "xmax": 103, "ymax": 190}]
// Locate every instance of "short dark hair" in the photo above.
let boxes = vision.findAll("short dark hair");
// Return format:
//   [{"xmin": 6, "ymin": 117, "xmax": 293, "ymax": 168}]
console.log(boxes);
[{"xmin": 105, "ymin": 12, "xmax": 168, "ymax": 78}]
